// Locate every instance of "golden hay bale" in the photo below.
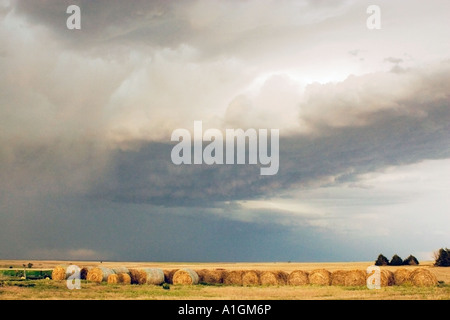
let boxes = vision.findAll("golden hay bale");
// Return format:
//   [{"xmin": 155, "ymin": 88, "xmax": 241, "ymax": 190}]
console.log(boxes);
[
  {"xmin": 288, "ymin": 270, "xmax": 309, "ymax": 286},
  {"xmin": 118, "ymin": 273, "xmax": 131, "ymax": 285},
  {"xmin": 141, "ymin": 268, "xmax": 165, "ymax": 285},
  {"xmin": 223, "ymin": 270, "xmax": 244, "ymax": 286},
  {"xmin": 344, "ymin": 270, "xmax": 366, "ymax": 286},
  {"xmin": 80, "ymin": 267, "xmax": 92, "ymax": 280},
  {"xmin": 129, "ymin": 269, "xmax": 146, "ymax": 285},
  {"xmin": 260, "ymin": 271, "xmax": 288, "ymax": 286},
  {"xmin": 409, "ymin": 269, "xmax": 437, "ymax": 287},
  {"xmin": 331, "ymin": 270, "xmax": 347, "ymax": 286},
  {"xmin": 195, "ymin": 269, "xmax": 207, "ymax": 283},
  {"xmin": 309, "ymin": 269, "xmax": 331, "ymax": 286},
  {"xmin": 51, "ymin": 266, "xmax": 68, "ymax": 281},
  {"xmin": 107, "ymin": 274, "xmax": 120, "ymax": 284},
  {"xmin": 86, "ymin": 267, "xmax": 115, "ymax": 283},
  {"xmin": 380, "ymin": 270, "xmax": 395, "ymax": 287},
  {"xmin": 242, "ymin": 270, "xmax": 260, "ymax": 286},
  {"xmin": 394, "ymin": 268, "xmax": 412, "ymax": 285},
  {"xmin": 173, "ymin": 268, "xmax": 199, "ymax": 285},
  {"xmin": 197, "ymin": 269, "xmax": 225, "ymax": 285}
]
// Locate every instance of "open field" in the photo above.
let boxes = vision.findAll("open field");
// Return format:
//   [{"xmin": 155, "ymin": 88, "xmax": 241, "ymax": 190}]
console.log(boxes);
[{"xmin": 1, "ymin": 260, "xmax": 449, "ymax": 300}]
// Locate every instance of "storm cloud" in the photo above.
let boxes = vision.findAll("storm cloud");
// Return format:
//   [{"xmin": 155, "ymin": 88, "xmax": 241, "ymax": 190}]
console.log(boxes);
[{"xmin": 1, "ymin": 0, "xmax": 449, "ymax": 261}]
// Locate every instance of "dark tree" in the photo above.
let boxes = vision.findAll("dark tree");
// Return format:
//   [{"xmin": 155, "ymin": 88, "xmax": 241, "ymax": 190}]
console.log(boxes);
[
  {"xmin": 375, "ymin": 254, "xmax": 389, "ymax": 266},
  {"xmin": 389, "ymin": 254, "xmax": 403, "ymax": 266},
  {"xmin": 403, "ymin": 255, "xmax": 419, "ymax": 265},
  {"xmin": 434, "ymin": 248, "xmax": 450, "ymax": 267}
]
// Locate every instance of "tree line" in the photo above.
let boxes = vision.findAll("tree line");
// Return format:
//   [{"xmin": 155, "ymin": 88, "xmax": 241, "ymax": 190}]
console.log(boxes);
[{"xmin": 374, "ymin": 248, "xmax": 450, "ymax": 267}]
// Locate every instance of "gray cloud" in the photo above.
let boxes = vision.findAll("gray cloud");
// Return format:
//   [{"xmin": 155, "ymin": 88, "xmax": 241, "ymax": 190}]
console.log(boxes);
[
  {"xmin": 1, "ymin": 0, "xmax": 449, "ymax": 261},
  {"xmin": 90, "ymin": 102, "xmax": 450, "ymax": 206},
  {"xmin": 384, "ymin": 57, "xmax": 403, "ymax": 64}
]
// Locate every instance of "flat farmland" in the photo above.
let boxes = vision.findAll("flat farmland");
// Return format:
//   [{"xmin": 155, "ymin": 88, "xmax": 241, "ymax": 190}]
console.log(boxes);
[{"xmin": 0, "ymin": 260, "xmax": 449, "ymax": 300}]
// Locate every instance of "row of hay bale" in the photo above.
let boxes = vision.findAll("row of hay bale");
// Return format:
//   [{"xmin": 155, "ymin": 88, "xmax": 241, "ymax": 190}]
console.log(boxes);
[
  {"xmin": 51, "ymin": 265, "xmax": 199, "ymax": 285},
  {"xmin": 196, "ymin": 268, "xmax": 437, "ymax": 287},
  {"xmin": 52, "ymin": 266, "xmax": 438, "ymax": 287}
]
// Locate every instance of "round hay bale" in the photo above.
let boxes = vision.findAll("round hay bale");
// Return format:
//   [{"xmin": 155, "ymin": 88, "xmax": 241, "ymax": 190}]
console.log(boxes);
[
  {"xmin": 276, "ymin": 271, "xmax": 288, "ymax": 285},
  {"xmin": 223, "ymin": 270, "xmax": 243, "ymax": 286},
  {"xmin": 112, "ymin": 267, "xmax": 129, "ymax": 275},
  {"xmin": 107, "ymin": 274, "xmax": 120, "ymax": 284},
  {"xmin": 51, "ymin": 266, "xmax": 68, "ymax": 281},
  {"xmin": 394, "ymin": 268, "xmax": 412, "ymax": 285},
  {"xmin": 309, "ymin": 269, "xmax": 331, "ymax": 286},
  {"xmin": 242, "ymin": 270, "xmax": 260, "ymax": 286},
  {"xmin": 173, "ymin": 268, "xmax": 199, "ymax": 285},
  {"xmin": 344, "ymin": 270, "xmax": 366, "ymax": 286},
  {"xmin": 141, "ymin": 268, "xmax": 165, "ymax": 285},
  {"xmin": 260, "ymin": 271, "xmax": 287, "ymax": 286},
  {"xmin": 288, "ymin": 270, "xmax": 309, "ymax": 286},
  {"xmin": 380, "ymin": 270, "xmax": 395, "ymax": 287},
  {"xmin": 409, "ymin": 269, "xmax": 437, "ymax": 287},
  {"xmin": 163, "ymin": 269, "xmax": 179, "ymax": 284},
  {"xmin": 129, "ymin": 268, "xmax": 149, "ymax": 285},
  {"xmin": 118, "ymin": 273, "xmax": 131, "ymax": 284},
  {"xmin": 331, "ymin": 270, "xmax": 347, "ymax": 286},
  {"xmin": 197, "ymin": 269, "xmax": 225, "ymax": 285},
  {"xmin": 80, "ymin": 267, "xmax": 92, "ymax": 280},
  {"xmin": 86, "ymin": 267, "xmax": 115, "ymax": 283}
]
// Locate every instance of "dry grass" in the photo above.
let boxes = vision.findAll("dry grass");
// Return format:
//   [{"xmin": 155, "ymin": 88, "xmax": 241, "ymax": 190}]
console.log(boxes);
[{"xmin": 0, "ymin": 278, "xmax": 448, "ymax": 300}]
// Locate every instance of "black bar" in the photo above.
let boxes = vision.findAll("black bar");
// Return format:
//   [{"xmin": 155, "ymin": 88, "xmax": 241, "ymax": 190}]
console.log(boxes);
[{"xmin": 0, "ymin": 300, "xmax": 444, "ymax": 318}]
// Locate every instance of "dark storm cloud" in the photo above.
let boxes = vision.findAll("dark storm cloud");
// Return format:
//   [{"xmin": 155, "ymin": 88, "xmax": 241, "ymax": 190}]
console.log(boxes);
[
  {"xmin": 2, "ymin": 0, "xmax": 449, "ymax": 262},
  {"xmin": 91, "ymin": 102, "xmax": 450, "ymax": 206},
  {"xmin": 13, "ymin": 0, "xmax": 189, "ymax": 48},
  {"xmin": 12, "ymin": 0, "xmax": 358, "ymax": 58}
]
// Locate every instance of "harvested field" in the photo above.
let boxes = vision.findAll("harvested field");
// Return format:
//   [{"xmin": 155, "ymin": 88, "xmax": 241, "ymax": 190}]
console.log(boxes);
[{"xmin": 1, "ymin": 260, "xmax": 448, "ymax": 300}]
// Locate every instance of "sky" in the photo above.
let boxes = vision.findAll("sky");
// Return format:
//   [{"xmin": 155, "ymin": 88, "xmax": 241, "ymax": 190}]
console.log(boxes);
[{"xmin": 0, "ymin": 0, "xmax": 449, "ymax": 262}]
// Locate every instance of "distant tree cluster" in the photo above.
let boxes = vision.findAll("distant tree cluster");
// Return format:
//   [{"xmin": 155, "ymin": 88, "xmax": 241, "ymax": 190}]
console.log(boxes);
[
  {"xmin": 375, "ymin": 254, "xmax": 419, "ymax": 266},
  {"xmin": 434, "ymin": 248, "xmax": 450, "ymax": 267}
]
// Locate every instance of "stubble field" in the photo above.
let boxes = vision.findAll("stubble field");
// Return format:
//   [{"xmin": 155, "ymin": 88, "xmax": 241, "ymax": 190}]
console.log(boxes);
[{"xmin": 0, "ymin": 260, "xmax": 449, "ymax": 300}]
